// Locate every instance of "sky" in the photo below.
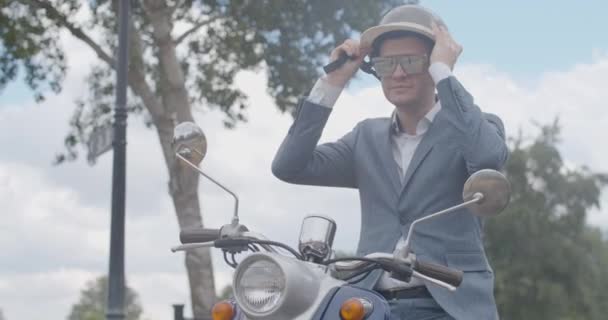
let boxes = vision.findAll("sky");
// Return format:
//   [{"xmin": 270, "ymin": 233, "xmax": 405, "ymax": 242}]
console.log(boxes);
[{"xmin": 1, "ymin": 1, "xmax": 607, "ymax": 319}]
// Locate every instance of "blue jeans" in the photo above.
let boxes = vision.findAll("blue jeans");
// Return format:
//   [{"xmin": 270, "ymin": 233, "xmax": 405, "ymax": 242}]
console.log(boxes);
[{"xmin": 389, "ymin": 297, "xmax": 455, "ymax": 320}]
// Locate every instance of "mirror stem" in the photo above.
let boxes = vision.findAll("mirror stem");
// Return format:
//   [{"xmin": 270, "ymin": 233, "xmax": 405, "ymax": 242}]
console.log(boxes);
[
  {"xmin": 399, "ymin": 193, "xmax": 483, "ymax": 259},
  {"xmin": 176, "ymin": 153, "xmax": 240, "ymax": 225}
]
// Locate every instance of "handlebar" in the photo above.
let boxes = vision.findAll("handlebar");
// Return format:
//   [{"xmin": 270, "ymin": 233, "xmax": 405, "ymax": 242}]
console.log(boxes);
[
  {"xmin": 172, "ymin": 229, "xmax": 286, "ymax": 256},
  {"xmin": 180, "ymin": 228, "xmax": 221, "ymax": 244},
  {"xmin": 176, "ymin": 230, "xmax": 463, "ymax": 290},
  {"xmin": 413, "ymin": 260, "xmax": 463, "ymax": 288},
  {"xmin": 330, "ymin": 253, "xmax": 463, "ymax": 290},
  {"xmin": 333, "ymin": 253, "xmax": 396, "ymax": 271}
]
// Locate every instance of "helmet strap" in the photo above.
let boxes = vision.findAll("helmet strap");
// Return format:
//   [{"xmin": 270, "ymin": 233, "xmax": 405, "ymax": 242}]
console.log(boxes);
[{"xmin": 360, "ymin": 58, "xmax": 380, "ymax": 80}]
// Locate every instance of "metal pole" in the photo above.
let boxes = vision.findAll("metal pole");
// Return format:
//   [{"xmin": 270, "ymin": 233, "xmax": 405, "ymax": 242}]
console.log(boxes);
[
  {"xmin": 106, "ymin": 0, "xmax": 130, "ymax": 319},
  {"xmin": 173, "ymin": 304, "xmax": 185, "ymax": 320}
]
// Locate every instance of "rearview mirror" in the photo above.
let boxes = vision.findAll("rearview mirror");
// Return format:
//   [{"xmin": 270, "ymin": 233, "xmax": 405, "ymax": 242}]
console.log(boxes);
[
  {"xmin": 172, "ymin": 122, "xmax": 207, "ymax": 166},
  {"xmin": 462, "ymin": 169, "xmax": 511, "ymax": 217},
  {"xmin": 298, "ymin": 215, "xmax": 337, "ymax": 262}
]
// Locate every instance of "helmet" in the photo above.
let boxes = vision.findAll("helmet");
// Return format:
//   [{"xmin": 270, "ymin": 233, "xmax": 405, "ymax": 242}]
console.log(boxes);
[{"xmin": 360, "ymin": 5, "xmax": 446, "ymax": 50}]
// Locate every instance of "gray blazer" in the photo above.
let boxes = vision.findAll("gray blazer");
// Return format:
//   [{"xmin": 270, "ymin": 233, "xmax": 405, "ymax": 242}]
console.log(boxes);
[{"xmin": 272, "ymin": 76, "xmax": 508, "ymax": 320}]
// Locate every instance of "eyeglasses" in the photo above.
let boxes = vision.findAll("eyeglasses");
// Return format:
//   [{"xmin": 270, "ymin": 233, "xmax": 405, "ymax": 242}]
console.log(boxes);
[{"xmin": 371, "ymin": 55, "xmax": 429, "ymax": 77}]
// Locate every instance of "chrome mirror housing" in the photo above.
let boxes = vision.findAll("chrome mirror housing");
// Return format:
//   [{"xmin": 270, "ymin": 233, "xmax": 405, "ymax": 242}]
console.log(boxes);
[
  {"xmin": 298, "ymin": 215, "xmax": 337, "ymax": 262},
  {"xmin": 172, "ymin": 122, "xmax": 207, "ymax": 166}
]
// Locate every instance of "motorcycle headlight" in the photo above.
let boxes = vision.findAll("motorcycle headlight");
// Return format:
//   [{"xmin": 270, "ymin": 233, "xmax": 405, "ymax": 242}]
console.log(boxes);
[
  {"xmin": 233, "ymin": 253, "xmax": 323, "ymax": 319},
  {"xmin": 235, "ymin": 258, "xmax": 285, "ymax": 314}
]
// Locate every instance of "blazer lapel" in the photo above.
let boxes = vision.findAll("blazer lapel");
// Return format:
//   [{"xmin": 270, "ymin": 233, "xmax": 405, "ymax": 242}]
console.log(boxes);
[
  {"xmin": 399, "ymin": 112, "xmax": 446, "ymax": 198},
  {"xmin": 375, "ymin": 119, "xmax": 402, "ymax": 195}
]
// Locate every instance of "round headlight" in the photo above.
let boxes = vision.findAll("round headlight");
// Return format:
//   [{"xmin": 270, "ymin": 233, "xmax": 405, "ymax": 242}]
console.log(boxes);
[{"xmin": 235, "ymin": 258, "xmax": 285, "ymax": 314}]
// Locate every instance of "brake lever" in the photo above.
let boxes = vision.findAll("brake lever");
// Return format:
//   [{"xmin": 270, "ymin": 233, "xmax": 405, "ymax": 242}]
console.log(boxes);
[
  {"xmin": 171, "ymin": 241, "xmax": 215, "ymax": 252},
  {"xmin": 412, "ymin": 270, "xmax": 457, "ymax": 292}
]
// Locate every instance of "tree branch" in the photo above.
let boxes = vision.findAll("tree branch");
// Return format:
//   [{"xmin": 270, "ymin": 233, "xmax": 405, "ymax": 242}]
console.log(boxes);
[
  {"xmin": 174, "ymin": 15, "xmax": 221, "ymax": 45},
  {"xmin": 23, "ymin": 0, "xmax": 115, "ymax": 68},
  {"xmin": 25, "ymin": 0, "xmax": 165, "ymax": 120},
  {"xmin": 127, "ymin": 23, "xmax": 166, "ymax": 121},
  {"xmin": 174, "ymin": 0, "xmax": 252, "ymax": 45},
  {"xmin": 142, "ymin": 0, "xmax": 194, "ymax": 123}
]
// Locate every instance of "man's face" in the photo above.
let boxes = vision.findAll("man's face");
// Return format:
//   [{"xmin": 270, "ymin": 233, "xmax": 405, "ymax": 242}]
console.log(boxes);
[{"xmin": 377, "ymin": 36, "xmax": 434, "ymax": 109}]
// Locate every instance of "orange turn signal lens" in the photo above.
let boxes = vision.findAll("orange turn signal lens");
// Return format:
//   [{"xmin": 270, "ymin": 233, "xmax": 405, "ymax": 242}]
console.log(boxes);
[
  {"xmin": 339, "ymin": 298, "xmax": 366, "ymax": 320},
  {"xmin": 211, "ymin": 301, "xmax": 235, "ymax": 320}
]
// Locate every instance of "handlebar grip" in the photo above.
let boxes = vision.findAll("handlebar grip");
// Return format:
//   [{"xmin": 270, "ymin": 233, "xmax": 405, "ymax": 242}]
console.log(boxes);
[
  {"xmin": 414, "ymin": 260, "xmax": 464, "ymax": 288},
  {"xmin": 180, "ymin": 228, "xmax": 220, "ymax": 244},
  {"xmin": 323, "ymin": 53, "xmax": 350, "ymax": 74}
]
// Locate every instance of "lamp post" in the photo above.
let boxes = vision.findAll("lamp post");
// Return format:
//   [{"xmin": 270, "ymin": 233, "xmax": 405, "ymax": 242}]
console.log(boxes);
[{"xmin": 106, "ymin": 0, "xmax": 130, "ymax": 319}]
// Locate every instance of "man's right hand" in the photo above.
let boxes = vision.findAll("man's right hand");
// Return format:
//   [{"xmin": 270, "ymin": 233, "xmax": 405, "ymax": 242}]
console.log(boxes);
[{"xmin": 325, "ymin": 39, "xmax": 370, "ymax": 87}]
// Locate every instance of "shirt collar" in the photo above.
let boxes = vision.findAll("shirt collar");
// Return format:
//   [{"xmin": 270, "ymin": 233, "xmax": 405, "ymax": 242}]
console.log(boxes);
[{"xmin": 391, "ymin": 100, "xmax": 442, "ymax": 135}]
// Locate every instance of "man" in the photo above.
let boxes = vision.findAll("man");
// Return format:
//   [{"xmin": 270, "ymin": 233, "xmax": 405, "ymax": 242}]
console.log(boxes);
[{"xmin": 272, "ymin": 5, "xmax": 508, "ymax": 319}]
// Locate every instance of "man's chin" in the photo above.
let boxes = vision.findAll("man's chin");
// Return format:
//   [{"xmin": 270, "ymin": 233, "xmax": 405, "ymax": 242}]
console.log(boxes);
[{"xmin": 389, "ymin": 96, "xmax": 417, "ymax": 108}]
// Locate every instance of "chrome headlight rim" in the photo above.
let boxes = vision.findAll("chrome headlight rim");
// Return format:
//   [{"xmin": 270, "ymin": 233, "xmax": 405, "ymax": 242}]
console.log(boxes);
[{"xmin": 233, "ymin": 254, "xmax": 287, "ymax": 317}]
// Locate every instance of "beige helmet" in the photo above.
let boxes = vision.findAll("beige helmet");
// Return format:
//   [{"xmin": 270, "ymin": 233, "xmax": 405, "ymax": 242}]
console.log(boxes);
[{"xmin": 360, "ymin": 4, "xmax": 446, "ymax": 50}]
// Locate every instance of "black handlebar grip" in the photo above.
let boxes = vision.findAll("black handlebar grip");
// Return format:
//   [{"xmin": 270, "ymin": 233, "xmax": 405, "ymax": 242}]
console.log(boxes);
[
  {"xmin": 180, "ymin": 228, "xmax": 220, "ymax": 244},
  {"xmin": 414, "ymin": 260, "xmax": 464, "ymax": 288},
  {"xmin": 323, "ymin": 53, "xmax": 351, "ymax": 74}
]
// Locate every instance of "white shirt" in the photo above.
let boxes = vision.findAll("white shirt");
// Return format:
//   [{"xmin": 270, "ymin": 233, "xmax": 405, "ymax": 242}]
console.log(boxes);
[
  {"xmin": 307, "ymin": 62, "xmax": 453, "ymax": 290},
  {"xmin": 377, "ymin": 102, "xmax": 441, "ymax": 289}
]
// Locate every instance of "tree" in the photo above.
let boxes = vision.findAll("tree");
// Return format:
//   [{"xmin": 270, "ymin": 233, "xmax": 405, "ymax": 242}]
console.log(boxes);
[
  {"xmin": 67, "ymin": 275, "xmax": 142, "ymax": 320},
  {"xmin": 485, "ymin": 121, "xmax": 608, "ymax": 319},
  {"xmin": 0, "ymin": 0, "xmax": 407, "ymax": 316},
  {"xmin": 217, "ymin": 285, "xmax": 232, "ymax": 301}
]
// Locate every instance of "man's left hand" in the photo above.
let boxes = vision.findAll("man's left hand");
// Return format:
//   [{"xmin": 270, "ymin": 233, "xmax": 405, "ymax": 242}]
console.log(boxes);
[{"xmin": 430, "ymin": 20, "xmax": 462, "ymax": 70}]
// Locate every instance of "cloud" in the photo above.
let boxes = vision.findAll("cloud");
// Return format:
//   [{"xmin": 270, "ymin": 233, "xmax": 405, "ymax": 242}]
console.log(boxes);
[
  {"xmin": 456, "ymin": 58, "xmax": 608, "ymax": 174},
  {"xmin": 0, "ymin": 158, "xmax": 242, "ymax": 320},
  {"xmin": 0, "ymin": 268, "xmax": 96, "ymax": 320},
  {"xmin": 0, "ymin": 163, "xmax": 107, "ymax": 273}
]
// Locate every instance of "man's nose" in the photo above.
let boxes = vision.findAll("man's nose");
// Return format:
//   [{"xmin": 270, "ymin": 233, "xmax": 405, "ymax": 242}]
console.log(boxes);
[{"xmin": 392, "ymin": 63, "xmax": 408, "ymax": 78}]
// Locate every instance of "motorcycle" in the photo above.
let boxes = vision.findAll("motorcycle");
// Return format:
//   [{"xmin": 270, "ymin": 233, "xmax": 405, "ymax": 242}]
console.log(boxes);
[{"xmin": 170, "ymin": 122, "xmax": 511, "ymax": 320}]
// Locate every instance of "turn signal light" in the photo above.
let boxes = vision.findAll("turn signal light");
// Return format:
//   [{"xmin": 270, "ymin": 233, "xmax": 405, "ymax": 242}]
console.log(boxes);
[
  {"xmin": 211, "ymin": 301, "xmax": 235, "ymax": 320},
  {"xmin": 339, "ymin": 298, "xmax": 367, "ymax": 320}
]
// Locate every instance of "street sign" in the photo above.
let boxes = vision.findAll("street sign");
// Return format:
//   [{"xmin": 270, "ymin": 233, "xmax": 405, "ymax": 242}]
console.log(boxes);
[{"xmin": 87, "ymin": 122, "xmax": 114, "ymax": 165}]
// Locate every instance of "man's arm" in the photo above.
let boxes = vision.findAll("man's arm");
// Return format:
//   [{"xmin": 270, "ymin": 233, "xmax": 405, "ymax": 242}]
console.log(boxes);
[
  {"xmin": 272, "ymin": 38, "xmax": 369, "ymax": 188},
  {"xmin": 271, "ymin": 98, "xmax": 360, "ymax": 188},
  {"xmin": 429, "ymin": 22, "xmax": 508, "ymax": 173},
  {"xmin": 436, "ymin": 75, "xmax": 508, "ymax": 173}
]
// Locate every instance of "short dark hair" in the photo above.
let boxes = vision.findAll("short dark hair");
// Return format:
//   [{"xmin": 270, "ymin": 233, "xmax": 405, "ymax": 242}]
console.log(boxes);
[{"xmin": 370, "ymin": 30, "xmax": 434, "ymax": 58}]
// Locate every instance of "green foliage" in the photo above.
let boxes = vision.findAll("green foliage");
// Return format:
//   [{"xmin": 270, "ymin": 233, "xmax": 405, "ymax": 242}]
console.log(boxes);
[
  {"xmin": 0, "ymin": 0, "xmax": 407, "ymax": 162},
  {"xmin": 485, "ymin": 121, "xmax": 608, "ymax": 320},
  {"xmin": 67, "ymin": 275, "xmax": 142, "ymax": 320},
  {"xmin": 217, "ymin": 285, "xmax": 233, "ymax": 301},
  {"xmin": 0, "ymin": 0, "xmax": 70, "ymax": 101}
]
